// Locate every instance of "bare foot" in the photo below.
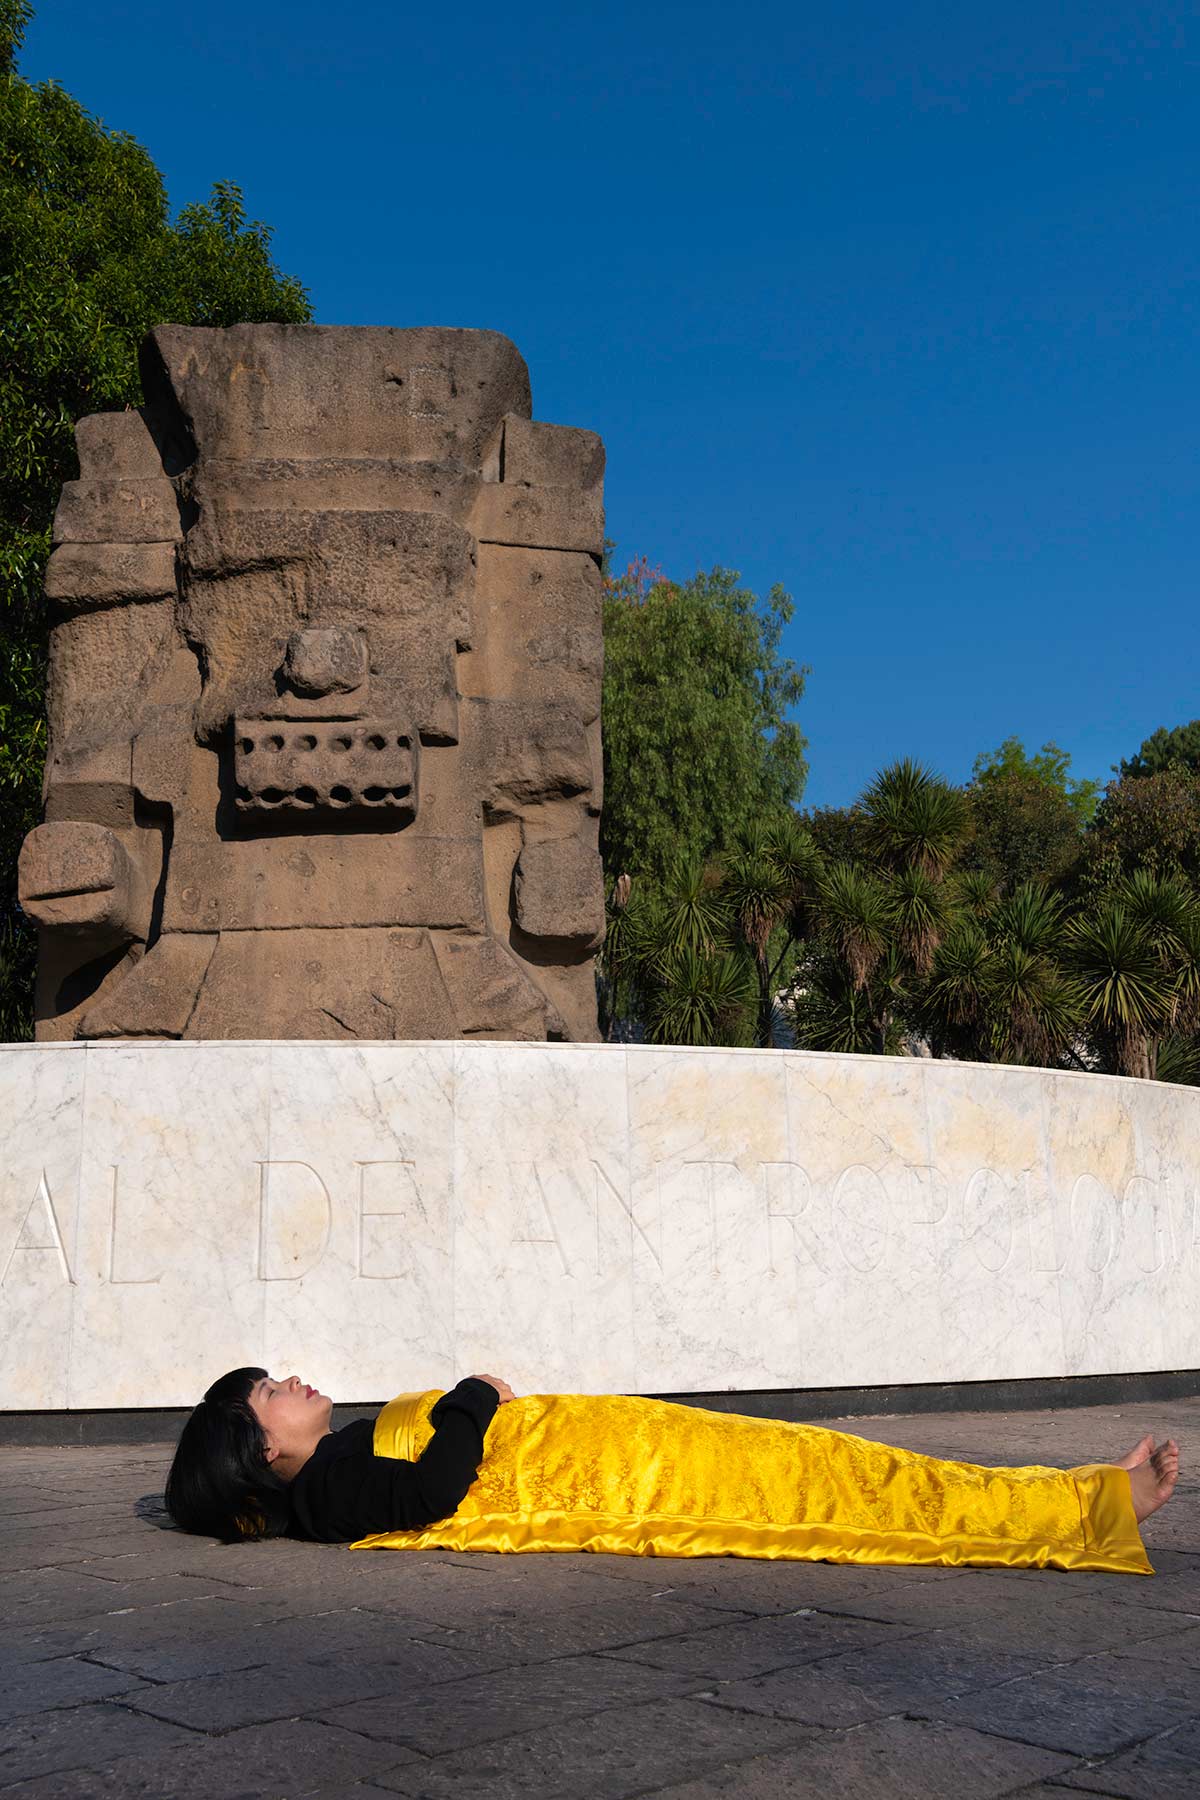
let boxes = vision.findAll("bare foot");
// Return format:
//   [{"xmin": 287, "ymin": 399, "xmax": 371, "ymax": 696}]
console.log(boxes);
[
  {"xmin": 1117, "ymin": 1433, "xmax": 1155, "ymax": 1471},
  {"xmin": 1124, "ymin": 1438, "xmax": 1180, "ymax": 1523}
]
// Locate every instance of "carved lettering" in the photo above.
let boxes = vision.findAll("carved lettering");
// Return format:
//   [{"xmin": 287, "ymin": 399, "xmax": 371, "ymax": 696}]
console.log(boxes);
[
  {"xmin": 962, "ymin": 1166, "xmax": 1016, "ymax": 1274},
  {"xmin": 355, "ymin": 1160, "xmax": 421, "ymax": 1280},
  {"xmin": 831, "ymin": 1163, "xmax": 889, "ymax": 1272},
  {"xmin": 256, "ymin": 1161, "xmax": 332, "ymax": 1281},
  {"xmin": 2, "ymin": 1172, "xmax": 74, "ymax": 1285},
  {"xmin": 1122, "ymin": 1176, "xmax": 1169, "ymax": 1274},
  {"xmin": 509, "ymin": 1164, "xmax": 572, "ymax": 1277},
  {"xmin": 591, "ymin": 1160, "xmax": 660, "ymax": 1275},
  {"xmin": 105, "ymin": 1165, "xmax": 162, "ymax": 1284},
  {"xmin": 760, "ymin": 1161, "xmax": 827, "ymax": 1273},
  {"xmin": 1070, "ymin": 1173, "xmax": 1118, "ymax": 1273}
]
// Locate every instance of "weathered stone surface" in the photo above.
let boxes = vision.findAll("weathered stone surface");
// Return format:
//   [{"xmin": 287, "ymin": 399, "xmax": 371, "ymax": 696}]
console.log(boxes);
[
  {"xmin": 53, "ymin": 479, "xmax": 180, "ymax": 545},
  {"xmin": 516, "ymin": 834, "xmax": 606, "ymax": 945},
  {"xmin": 79, "ymin": 936, "xmax": 217, "ymax": 1038},
  {"xmin": 73, "ymin": 409, "xmax": 165, "ymax": 479},
  {"xmin": 160, "ymin": 836, "xmax": 486, "ymax": 934},
  {"xmin": 471, "ymin": 479, "xmax": 605, "ymax": 553},
  {"xmin": 143, "ymin": 322, "xmax": 532, "ymax": 464},
  {"xmin": 492, "ymin": 415, "xmax": 606, "ymax": 492},
  {"xmin": 44, "ymin": 542, "xmax": 177, "ymax": 607},
  {"xmin": 17, "ymin": 822, "xmax": 148, "ymax": 943},
  {"xmin": 24, "ymin": 326, "xmax": 605, "ymax": 1041}
]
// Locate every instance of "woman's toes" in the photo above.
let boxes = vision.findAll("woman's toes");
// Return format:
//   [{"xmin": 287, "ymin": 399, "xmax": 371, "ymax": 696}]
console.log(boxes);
[{"xmin": 1117, "ymin": 1434, "xmax": 1156, "ymax": 1471}]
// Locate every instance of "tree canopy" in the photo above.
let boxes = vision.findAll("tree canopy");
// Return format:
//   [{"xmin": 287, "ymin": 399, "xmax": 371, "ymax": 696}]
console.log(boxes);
[
  {"xmin": 970, "ymin": 736, "xmax": 1100, "ymax": 823},
  {"xmin": 0, "ymin": 0, "xmax": 311, "ymax": 1036},
  {"xmin": 600, "ymin": 560, "xmax": 808, "ymax": 889},
  {"xmin": 1119, "ymin": 719, "xmax": 1200, "ymax": 780}
]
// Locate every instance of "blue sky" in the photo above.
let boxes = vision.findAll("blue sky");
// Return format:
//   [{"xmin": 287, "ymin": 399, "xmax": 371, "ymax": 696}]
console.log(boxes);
[{"xmin": 22, "ymin": 0, "xmax": 1200, "ymax": 808}]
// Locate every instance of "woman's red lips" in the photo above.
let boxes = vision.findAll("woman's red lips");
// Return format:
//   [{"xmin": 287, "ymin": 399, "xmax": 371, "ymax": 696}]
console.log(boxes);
[{"xmin": 306, "ymin": 1385, "xmax": 314, "ymax": 1397}]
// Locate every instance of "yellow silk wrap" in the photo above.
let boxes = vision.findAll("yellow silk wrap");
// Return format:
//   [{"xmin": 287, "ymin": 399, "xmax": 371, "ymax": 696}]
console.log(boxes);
[{"xmin": 352, "ymin": 1391, "xmax": 1151, "ymax": 1575}]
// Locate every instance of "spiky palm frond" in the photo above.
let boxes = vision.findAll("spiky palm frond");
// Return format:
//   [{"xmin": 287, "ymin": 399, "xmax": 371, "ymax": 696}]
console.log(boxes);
[
  {"xmin": 1112, "ymin": 869, "xmax": 1195, "ymax": 948},
  {"xmin": 791, "ymin": 959, "xmax": 880, "ymax": 1055},
  {"xmin": 652, "ymin": 852, "xmax": 731, "ymax": 962},
  {"xmin": 884, "ymin": 864, "xmax": 955, "ymax": 974},
  {"xmin": 861, "ymin": 758, "xmax": 967, "ymax": 877},
  {"xmin": 1065, "ymin": 904, "xmax": 1174, "ymax": 1076},
  {"xmin": 816, "ymin": 860, "xmax": 890, "ymax": 991},
  {"xmin": 1154, "ymin": 1032, "xmax": 1200, "ymax": 1087},
  {"xmin": 922, "ymin": 917, "xmax": 992, "ymax": 1030},
  {"xmin": 721, "ymin": 850, "xmax": 791, "ymax": 960},
  {"xmin": 646, "ymin": 945, "xmax": 756, "ymax": 1048},
  {"xmin": 987, "ymin": 941, "xmax": 1084, "ymax": 1068},
  {"xmin": 990, "ymin": 882, "xmax": 1065, "ymax": 958},
  {"xmin": 954, "ymin": 869, "xmax": 1000, "ymax": 918}
]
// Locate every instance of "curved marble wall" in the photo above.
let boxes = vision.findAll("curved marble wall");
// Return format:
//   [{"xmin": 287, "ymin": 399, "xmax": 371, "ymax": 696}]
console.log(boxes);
[{"xmin": 1, "ymin": 1040, "xmax": 1196, "ymax": 1409}]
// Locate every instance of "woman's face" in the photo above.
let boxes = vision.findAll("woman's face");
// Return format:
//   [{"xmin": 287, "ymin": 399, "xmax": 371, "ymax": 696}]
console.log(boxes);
[{"xmin": 248, "ymin": 1374, "xmax": 333, "ymax": 1459}]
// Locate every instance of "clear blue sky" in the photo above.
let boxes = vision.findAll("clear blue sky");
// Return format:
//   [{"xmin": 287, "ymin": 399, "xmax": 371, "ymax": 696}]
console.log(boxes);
[{"xmin": 22, "ymin": 0, "xmax": 1200, "ymax": 809}]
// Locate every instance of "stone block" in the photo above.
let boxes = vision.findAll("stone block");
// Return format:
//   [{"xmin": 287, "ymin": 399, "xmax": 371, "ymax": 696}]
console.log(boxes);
[
  {"xmin": 161, "ymin": 836, "xmax": 485, "ymax": 934},
  {"xmin": 0, "ymin": 1703, "xmax": 196, "ymax": 1790},
  {"xmin": 605, "ymin": 1609, "xmax": 904, "ymax": 1681},
  {"xmin": 186, "ymin": 927, "xmax": 460, "ymax": 1041},
  {"xmin": 17, "ymin": 822, "xmax": 146, "ymax": 942},
  {"xmin": 495, "ymin": 414, "xmax": 606, "ymax": 492},
  {"xmin": 74, "ymin": 410, "xmax": 165, "ymax": 479},
  {"xmin": 143, "ymin": 322, "xmax": 532, "ymax": 465},
  {"xmin": 515, "ymin": 833, "xmax": 605, "ymax": 944},
  {"xmin": 79, "ymin": 934, "xmax": 217, "ymax": 1037},
  {"xmin": 482, "ymin": 699, "xmax": 595, "ymax": 811},
  {"xmin": 465, "ymin": 545, "xmax": 602, "ymax": 711},
  {"xmin": 53, "ymin": 479, "xmax": 180, "ymax": 545},
  {"xmin": 470, "ymin": 479, "xmax": 605, "ymax": 554},
  {"xmin": 44, "ymin": 542, "xmax": 177, "ymax": 607},
  {"xmin": 430, "ymin": 933, "xmax": 555, "ymax": 1038},
  {"xmin": 234, "ymin": 718, "xmax": 416, "ymax": 825}
]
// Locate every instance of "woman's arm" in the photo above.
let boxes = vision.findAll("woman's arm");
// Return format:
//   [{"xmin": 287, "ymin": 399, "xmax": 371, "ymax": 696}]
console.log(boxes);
[{"xmin": 298, "ymin": 1376, "xmax": 508, "ymax": 1542}]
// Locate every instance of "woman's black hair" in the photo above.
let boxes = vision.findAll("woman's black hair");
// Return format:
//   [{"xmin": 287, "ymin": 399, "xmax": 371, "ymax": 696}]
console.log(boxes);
[{"xmin": 165, "ymin": 1367, "xmax": 292, "ymax": 1542}]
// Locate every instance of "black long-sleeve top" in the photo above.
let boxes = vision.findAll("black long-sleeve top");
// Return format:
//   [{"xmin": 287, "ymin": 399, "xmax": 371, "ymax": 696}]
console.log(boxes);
[{"xmin": 288, "ymin": 1378, "xmax": 500, "ymax": 1543}]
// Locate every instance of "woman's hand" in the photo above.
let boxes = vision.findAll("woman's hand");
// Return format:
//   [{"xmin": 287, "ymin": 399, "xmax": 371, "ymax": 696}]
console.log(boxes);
[{"xmin": 472, "ymin": 1373, "xmax": 517, "ymax": 1404}]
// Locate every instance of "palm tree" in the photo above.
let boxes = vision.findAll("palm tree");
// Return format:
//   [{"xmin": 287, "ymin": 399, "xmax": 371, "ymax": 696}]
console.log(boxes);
[
  {"xmin": 861, "ymin": 759, "xmax": 968, "ymax": 877},
  {"xmin": 646, "ymin": 945, "xmax": 757, "ymax": 1047},
  {"xmin": 1065, "ymin": 905, "xmax": 1174, "ymax": 1079},
  {"xmin": 722, "ymin": 817, "xmax": 819, "ymax": 1046},
  {"xmin": 920, "ymin": 916, "xmax": 993, "ymax": 1060}
]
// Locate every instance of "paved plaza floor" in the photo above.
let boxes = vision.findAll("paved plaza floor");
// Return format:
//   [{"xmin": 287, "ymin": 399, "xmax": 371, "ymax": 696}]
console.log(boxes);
[{"xmin": 1, "ymin": 1399, "xmax": 1197, "ymax": 1799}]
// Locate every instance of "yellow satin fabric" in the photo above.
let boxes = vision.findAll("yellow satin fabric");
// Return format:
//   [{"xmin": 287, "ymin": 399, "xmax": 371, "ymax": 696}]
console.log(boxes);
[{"xmin": 351, "ymin": 1390, "xmax": 1152, "ymax": 1575}]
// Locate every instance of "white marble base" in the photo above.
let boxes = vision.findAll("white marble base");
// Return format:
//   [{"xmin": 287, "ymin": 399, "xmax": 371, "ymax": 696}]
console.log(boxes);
[{"xmin": 1, "ymin": 1041, "xmax": 1196, "ymax": 1409}]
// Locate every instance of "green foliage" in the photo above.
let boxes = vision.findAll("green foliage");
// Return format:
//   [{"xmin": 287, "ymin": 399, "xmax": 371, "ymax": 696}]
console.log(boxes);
[
  {"xmin": 1081, "ymin": 767, "xmax": 1200, "ymax": 892},
  {"xmin": 600, "ymin": 562, "xmax": 808, "ymax": 888},
  {"xmin": 972, "ymin": 736, "xmax": 1100, "ymax": 823},
  {"xmin": 0, "ymin": 2, "xmax": 311, "ymax": 1037},
  {"xmin": 1119, "ymin": 718, "xmax": 1200, "ymax": 780}
]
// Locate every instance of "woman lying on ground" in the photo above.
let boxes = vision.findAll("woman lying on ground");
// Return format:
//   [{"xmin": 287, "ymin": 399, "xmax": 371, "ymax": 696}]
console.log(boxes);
[{"xmin": 164, "ymin": 1371, "xmax": 1180, "ymax": 1576}]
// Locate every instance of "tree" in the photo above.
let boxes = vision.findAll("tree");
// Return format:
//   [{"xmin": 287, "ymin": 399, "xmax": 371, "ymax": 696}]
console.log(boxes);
[
  {"xmin": 1080, "ymin": 768, "xmax": 1200, "ymax": 893},
  {"xmin": 600, "ymin": 562, "xmax": 808, "ymax": 889},
  {"xmin": 1119, "ymin": 719, "xmax": 1200, "ymax": 780},
  {"xmin": 971, "ymin": 737, "xmax": 1100, "ymax": 823},
  {"xmin": 0, "ymin": 0, "xmax": 311, "ymax": 1037}
]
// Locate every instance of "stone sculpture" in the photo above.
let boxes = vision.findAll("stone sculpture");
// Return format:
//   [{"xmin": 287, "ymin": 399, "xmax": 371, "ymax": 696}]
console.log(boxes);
[{"xmin": 19, "ymin": 326, "xmax": 606, "ymax": 1041}]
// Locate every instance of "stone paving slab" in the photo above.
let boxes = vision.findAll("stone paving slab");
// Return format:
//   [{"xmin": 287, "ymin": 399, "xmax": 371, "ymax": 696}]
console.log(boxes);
[{"xmin": 0, "ymin": 1398, "xmax": 1195, "ymax": 1799}]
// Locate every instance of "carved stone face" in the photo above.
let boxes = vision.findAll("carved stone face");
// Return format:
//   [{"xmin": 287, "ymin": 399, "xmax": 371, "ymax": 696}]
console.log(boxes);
[{"xmin": 22, "ymin": 324, "xmax": 607, "ymax": 1045}]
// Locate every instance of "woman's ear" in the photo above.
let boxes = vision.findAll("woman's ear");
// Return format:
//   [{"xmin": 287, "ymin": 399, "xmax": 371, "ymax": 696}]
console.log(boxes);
[{"xmin": 261, "ymin": 1435, "xmax": 279, "ymax": 1466}]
